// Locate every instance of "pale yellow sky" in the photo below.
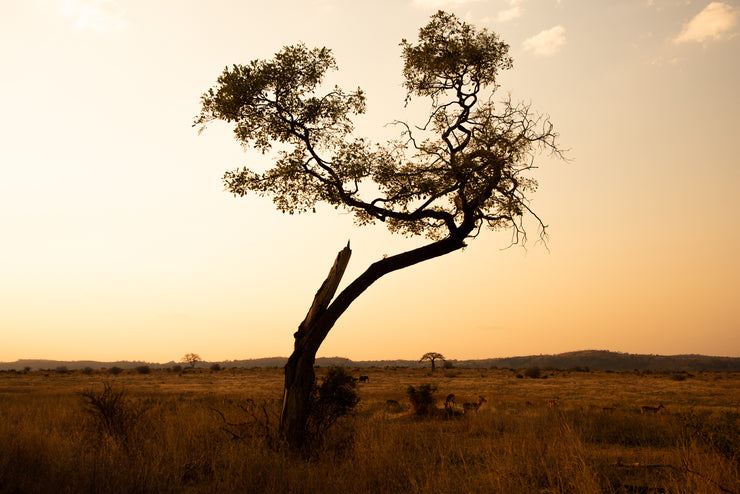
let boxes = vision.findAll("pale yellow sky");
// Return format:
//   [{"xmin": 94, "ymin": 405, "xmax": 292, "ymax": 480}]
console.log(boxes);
[{"xmin": 1, "ymin": 0, "xmax": 738, "ymax": 362}]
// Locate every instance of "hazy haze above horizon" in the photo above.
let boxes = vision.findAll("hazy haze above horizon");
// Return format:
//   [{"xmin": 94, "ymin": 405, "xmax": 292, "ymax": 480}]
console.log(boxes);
[{"xmin": 2, "ymin": 0, "xmax": 739, "ymax": 362}]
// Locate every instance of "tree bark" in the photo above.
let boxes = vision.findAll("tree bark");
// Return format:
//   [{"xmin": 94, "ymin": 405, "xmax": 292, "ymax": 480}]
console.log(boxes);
[{"xmin": 279, "ymin": 243, "xmax": 352, "ymax": 447}]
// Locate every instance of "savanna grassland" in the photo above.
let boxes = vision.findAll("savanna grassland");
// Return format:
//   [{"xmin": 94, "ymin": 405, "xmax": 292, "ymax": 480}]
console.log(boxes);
[{"xmin": 0, "ymin": 366, "xmax": 738, "ymax": 493}]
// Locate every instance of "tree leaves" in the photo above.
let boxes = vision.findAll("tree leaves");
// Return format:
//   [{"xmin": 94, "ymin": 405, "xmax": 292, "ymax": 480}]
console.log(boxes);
[{"xmin": 198, "ymin": 12, "xmax": 562, "ymax": 245}]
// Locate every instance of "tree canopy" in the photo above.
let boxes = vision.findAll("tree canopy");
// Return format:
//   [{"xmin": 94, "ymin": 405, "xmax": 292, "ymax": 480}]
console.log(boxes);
[
  {"xmin": 180, "ymin": 353, "xmax": 202, "ymax": 368},
  {"xmin": 196, "ymin": 10, "xmax": 560, "ymax": 246}
]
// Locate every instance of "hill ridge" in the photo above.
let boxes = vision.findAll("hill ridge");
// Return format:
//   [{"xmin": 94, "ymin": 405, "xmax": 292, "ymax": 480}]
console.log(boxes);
[{"xmin": 2, "ymin": 350, "xmax": 739, "ymax": 372}]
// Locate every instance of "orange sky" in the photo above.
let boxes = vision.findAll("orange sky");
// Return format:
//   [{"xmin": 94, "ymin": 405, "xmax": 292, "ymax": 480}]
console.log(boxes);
[{"xmin": 1, "ymin": 0, "xmax": 738, "ymax": 362}]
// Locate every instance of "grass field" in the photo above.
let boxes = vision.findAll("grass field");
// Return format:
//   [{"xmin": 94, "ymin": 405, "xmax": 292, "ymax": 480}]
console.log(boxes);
[{"xmin": 0, "ymin": 366, "xmax": 738, "ymax": 493}]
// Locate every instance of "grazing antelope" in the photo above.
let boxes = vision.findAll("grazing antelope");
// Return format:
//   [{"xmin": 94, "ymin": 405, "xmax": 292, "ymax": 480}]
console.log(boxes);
[
  {"xmin": 444, "ymin": 393, "xmax": 462, "ymax": 417},
  {"xmin": 640, "ymin": 403, "xmax": 664, "ymax": 414},
  {"xmin": 358, "ymin": 375, "xmax": 369, "ymax": 383},
  {"xmin": 385, "ymin": 399, "xmax": 401, "ymax": 410},
  {"xmin": 463, "ymin": 396, "xmax": 486, "ymax": 414}
]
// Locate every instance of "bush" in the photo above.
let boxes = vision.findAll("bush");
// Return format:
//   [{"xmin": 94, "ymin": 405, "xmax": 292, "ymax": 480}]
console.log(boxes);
[
  {"xmin": 55, "ymin": 366, "xmax": 70, "ymax": 374},
  {"xmin": 307, "ymin": 367, "xmax": 360, "ymax": 441},
  {"xmin": 524, "ymin": 367, "xmax": 542, "ymax": 379},
  {"xmin": 81, "ymin": 383, "xmax": 145, "ymax": 443},
  {"xmin": 170, "ymin": 365, "xmax": 182, "ymax": 372},
  {"xmin": 108, "ymin": 366, "xmax": 123, "ymax": 375},
  {"xmin": 135, "ymin": 365, "xmax": 151, "ymax": 374},
  {"xmin": 210, "ymin": 363, "xmax": 221, "ymax": 372},
  {"xmin": 81, "ymin": 367, "xmax": 94, "ymax": 375},
  {"xmin": 407, "ymin": 384, "xmax": 438, "ymax": 415}
]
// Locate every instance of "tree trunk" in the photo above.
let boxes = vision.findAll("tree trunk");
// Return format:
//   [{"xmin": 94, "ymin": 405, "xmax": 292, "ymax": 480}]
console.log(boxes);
[
  {"xmin": 279, "ymin": 243, "xmax": 352, "ymax": 447},
  {"xmin": 279, "ymin": 233, "xmax": 469, "ymax": 447}
]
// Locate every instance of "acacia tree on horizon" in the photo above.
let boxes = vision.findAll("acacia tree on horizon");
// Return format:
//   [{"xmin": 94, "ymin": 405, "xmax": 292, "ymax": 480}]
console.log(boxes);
[
  {"xmin": 180, "ymin": 353, "xmax": 202, "ymax": 368},
  {"xmin": 420, "ymin": 352, "xmax": 446, "ymax": 373},
  {"xmin": 196, "ymin": 11, "xmax": 562, "ymax": 447}
]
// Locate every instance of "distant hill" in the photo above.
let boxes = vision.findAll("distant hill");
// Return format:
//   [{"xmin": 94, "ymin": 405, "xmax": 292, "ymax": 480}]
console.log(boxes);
[
  {"xmin": 456, "ymin": 350, "xmax": 740, "ymax": 372},
  {"xmin": 1, "ymin": 350, "xmax": 739, "ymax": 372}
]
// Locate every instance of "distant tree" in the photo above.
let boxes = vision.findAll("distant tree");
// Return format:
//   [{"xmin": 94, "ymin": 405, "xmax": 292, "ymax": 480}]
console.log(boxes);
[
  {"xmin": 196, "ymin": 11, "xmax": 562, "ymax": 447},
  {"xmin": 135, "ymin": 365, "xmax": 151, "ymax": 374},
  {"xmin": 181, "ymin": 353, "xmax": 202, "ymax": 368},
  {"xmin": 420, "ymin": 352, "xmax": 446, "ymax": 373}
]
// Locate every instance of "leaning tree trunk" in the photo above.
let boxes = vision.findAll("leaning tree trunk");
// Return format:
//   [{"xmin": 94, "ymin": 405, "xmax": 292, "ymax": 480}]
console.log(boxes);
[
  {"xmin": 279, "ymin": 243, "xmax": 352, "ymax": 447},
  {"xmin": 279, "ymin": 234, "xmax": 469, "ymax": 447}
]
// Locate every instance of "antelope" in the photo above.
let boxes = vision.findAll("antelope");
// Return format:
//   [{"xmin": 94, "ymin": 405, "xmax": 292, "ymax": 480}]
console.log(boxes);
[
  {"xmin": 358, "ymin": 375, "xmax": 369, "ymax": 383},
  {"xmin": 640, "ymin": 403, "xmax": 664, "ymax": 414},
  {"xmin": 385, "ymin": 399, "xmax": 401, "ymax": 410},
  {"xmin": 463, "ymin": 396, "xmax": 486, "ymax": 414},
  {"xmin": 444, "ymin": 393, "xmax": 462, "ymax": 417}
]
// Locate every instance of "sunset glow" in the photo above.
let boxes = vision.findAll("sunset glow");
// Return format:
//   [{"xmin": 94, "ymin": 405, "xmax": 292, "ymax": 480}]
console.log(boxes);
[{"xmin": 2, "ymin": 0, "xmax": 738, "ymax": 363}]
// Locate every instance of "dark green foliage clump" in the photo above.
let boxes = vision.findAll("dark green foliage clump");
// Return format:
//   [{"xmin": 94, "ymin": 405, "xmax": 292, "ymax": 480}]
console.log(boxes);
[
  {"xmin": 307, "ymin": 367, "xmax": 360, "ymax": 440},
  {"xmin": 407, "ymin": 384, "xmax": 438, "ymax": 415}
]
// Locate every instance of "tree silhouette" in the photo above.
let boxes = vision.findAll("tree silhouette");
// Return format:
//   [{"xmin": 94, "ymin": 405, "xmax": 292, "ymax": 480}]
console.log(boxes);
[
  {"xmin": 180, "ymin": 353, "xmax": 202, "ymax": 368},
  {"xmin": 420, "ymin": 352, "xmax": 446, "ymax": 373},
  {"xmin": 196, "ymin": 11, "xmax": 562, "ymax": 447}
]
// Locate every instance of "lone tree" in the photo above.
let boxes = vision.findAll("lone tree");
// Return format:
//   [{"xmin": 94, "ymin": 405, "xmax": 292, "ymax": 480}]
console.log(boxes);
[
  {"xmin": 196, "ymin": 12, "xmax": 562, "ymax": 447},
  {"xmin": 180, "ymin": 353, "xmax": 202, "ymax": 368},
  {"xmin": 420, "ymin": 352, "xmax": 446, "ymax": 373}
]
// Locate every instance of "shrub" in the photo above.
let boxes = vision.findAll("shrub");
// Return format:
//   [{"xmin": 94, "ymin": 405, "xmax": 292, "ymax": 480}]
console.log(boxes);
[
  {"xmin": 135, "ymin": 365, "xmax": 151, "ymax": 374},
  {"xmin": 306, "ymin": 367, "xmax": 360, "ymax": 450},
  {"xmin": 524, "ymin": 367, "xmax": 542, "ymax": 379},
  {"xmin": 81, "ymin": 367, "xmax": 94, "ymax": 375},
  {"xmin": 407, "ymin": 384, "xmax": 438, "ymax": 415},
  {"xmin": 307, "ymin": 367, "xmax": 360, "ymax": 440},
  {"xmin": 81, "ymin": 383, "xmax": 145, "ymax": 442},
  {"xmin": 108, "ymin": 366, "xmax": 123, "ymax": 375},
  {"xmin": 55, "ymin": 366, "xmax": 70, "ymax": 374},
  {"xmin": 210, "ymin": 363, "xmax": 221, "ymax": 372},
  {"xmin": 170, "ymin": 365, "xmax": 182, "ymax": 372}
]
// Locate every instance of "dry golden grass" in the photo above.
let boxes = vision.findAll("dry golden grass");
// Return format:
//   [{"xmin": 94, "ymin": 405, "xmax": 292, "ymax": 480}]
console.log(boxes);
[{"xmin": 0, "ymin": 367, "xmax": 738, "ymax": 493}]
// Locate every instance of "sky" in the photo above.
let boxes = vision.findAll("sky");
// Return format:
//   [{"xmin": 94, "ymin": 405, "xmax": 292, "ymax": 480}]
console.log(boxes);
[{"xmin": 1, "ymin": 0, "xmax": 739, "ymax": 363}]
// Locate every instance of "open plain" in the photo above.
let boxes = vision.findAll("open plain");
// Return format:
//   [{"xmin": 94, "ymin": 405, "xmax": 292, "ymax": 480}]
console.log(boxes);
[{"xmin": 1, "ymin": 366, "xmax": 738, "ymax": 493}]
